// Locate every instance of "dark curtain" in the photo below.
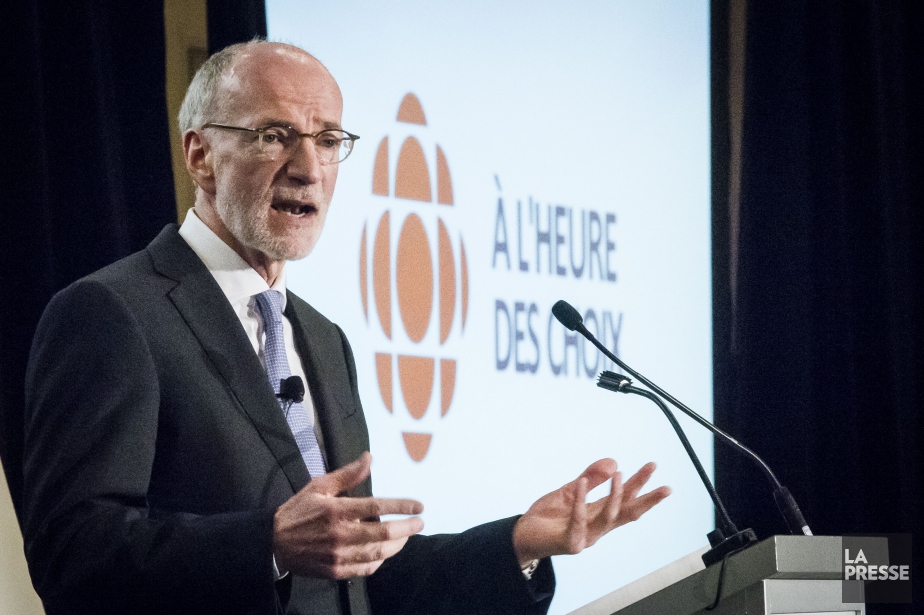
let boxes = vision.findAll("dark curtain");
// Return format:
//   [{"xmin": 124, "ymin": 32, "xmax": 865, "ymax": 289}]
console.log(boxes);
[
  {"xmin": 0, "ymin": 0, "xmax": 177, "ymax": 519},
  {"xmin": 713, "ymin": 2, "xmax": 924, "ymax": 613},
  {"xmin": 207, "ymin": 0, "xmax": 267, "ymax": 54},
  {"xmin": 0, "ymin": 0, "xmax": 268, "ymax": 523}
]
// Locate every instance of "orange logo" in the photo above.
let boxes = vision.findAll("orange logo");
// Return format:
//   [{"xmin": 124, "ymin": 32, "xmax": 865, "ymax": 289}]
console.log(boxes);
[{"xmin": 358, "ymin": 93, "xmax": 469, "ymax": 462}]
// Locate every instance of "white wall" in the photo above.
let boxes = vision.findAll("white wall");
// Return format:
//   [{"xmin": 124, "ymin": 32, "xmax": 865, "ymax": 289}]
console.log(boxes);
[{"xmin": 0, "ymin": 461, "xmax": 44, "ymax": 615}]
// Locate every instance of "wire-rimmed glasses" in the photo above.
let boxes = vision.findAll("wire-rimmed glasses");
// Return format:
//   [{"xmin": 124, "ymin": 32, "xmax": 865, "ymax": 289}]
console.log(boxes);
[{"xmin": 203, "ymin": 123, "xmax": 360, "ymax": 164}]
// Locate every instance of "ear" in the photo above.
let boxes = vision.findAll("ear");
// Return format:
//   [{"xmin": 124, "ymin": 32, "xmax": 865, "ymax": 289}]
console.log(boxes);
[{"xmin": 183, "ymin": 129, "xmax": 216, "ymax": 195}]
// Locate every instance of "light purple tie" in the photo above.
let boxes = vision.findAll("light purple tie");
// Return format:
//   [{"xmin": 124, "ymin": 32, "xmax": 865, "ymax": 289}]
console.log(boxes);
[{"xmin": 254, "ymin": 290, "xmax": 327, "ymax": 478}]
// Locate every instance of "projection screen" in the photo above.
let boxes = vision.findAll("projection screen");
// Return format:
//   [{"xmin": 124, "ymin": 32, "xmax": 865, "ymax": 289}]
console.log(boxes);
[{"xmin": 267, "ymin": 2, "xmax": 711, "ymax": 612}]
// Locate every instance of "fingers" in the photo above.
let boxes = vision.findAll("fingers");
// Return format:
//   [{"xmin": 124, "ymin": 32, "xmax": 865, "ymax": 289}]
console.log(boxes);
[
  {"xmin": 274, "ymin": 456, "xmax": 428, "ymax": 580},
  {"xmin": 587, "ymin": 462, "xmax": 669, "ymax": 528},
  {"xmin": 578, "ymin": 458, "xmax": 618, "ymax": 490},
  {"xmin": 308, "ymin": 451, "xmax": 372, "ymax": 497},
  {"xmin": 347, "ymin": 515, "xmax": 425, "ymax": 545},
  {"xmin": 622, "ymin": 461, "xmax": 657, "ymax": 500},
  {"xmin": 310, "ymin": 517, "xmax": 423, "ymax": 579},
  {"xmin": 339, "ymin": 495, "xmax": 424, "ymax": 519},
  {"xmin": 614, "ymin": 462, "xmax": 670, "ymax": 523},
  {"xmin": 621, "ymin": 485, "xmax": 672, "ymax": 522},
  {"xmin": 604, "ymin": 471, "xmax": 623, "ymax": 524},
  {"xmin": 343, "ymin": 535, "xmax": 410, "ymax": 565},
  {"xmin": 274, "ymin": 499, "xmax": 424, "ymax": 579},
  {"xmin": 323, "ymin": 536, "xmax": 411, "ymax": 579},
  {"xmin": 305, "ymin": 454, "xmax": 424, "ymax": 516},
  {"xmin": 566, "ymin": 476, "xmax": 589, "ymax": 554}
]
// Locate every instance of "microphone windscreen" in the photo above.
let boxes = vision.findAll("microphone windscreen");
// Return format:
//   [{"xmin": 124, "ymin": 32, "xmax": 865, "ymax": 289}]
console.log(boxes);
[
  {"xmin": 552, "ymin": 300, "xmax": 583, "ymax": 331},
  {"xmin": 280, "ymin": 376, "xmax": 306, "ymax": 403}
]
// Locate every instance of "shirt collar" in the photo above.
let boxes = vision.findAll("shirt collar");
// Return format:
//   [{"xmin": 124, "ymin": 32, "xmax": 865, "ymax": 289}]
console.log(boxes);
[{"xmin": 178, "ymin": 208, "xmax": 288, "ymax": 308}]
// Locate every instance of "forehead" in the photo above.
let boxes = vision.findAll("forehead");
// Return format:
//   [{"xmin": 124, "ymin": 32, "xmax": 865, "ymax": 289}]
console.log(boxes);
[{"xmin": 218, "ymin": 45, "xmax": 343, "ymax": 126}]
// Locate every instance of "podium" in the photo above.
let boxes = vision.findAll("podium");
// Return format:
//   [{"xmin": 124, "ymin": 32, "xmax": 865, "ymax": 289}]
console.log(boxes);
[{"xmin": 570, "ymin": 536, "xmax": 865, "ymax": 615}]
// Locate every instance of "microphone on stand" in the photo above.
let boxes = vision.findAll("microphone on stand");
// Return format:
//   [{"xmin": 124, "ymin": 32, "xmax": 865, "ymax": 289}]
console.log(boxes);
[
  {"xmin": 551, "ymin": 301, "xmax": 812, "ymax": 561},
  {"xmin": 597, "ymin": 370, "xmax": 756, "ymax": 565}
]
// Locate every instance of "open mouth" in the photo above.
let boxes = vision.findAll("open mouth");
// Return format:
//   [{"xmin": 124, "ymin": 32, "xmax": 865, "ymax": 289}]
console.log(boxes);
[{"xmin": 272, "ymin": 200, "xmax": 317, "ymax": 217}]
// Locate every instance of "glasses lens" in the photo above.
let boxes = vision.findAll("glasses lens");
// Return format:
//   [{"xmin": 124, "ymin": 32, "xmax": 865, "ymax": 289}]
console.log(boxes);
[
  {"xmin": 258, "ymin": 126, "xmax": 295, "ymax": 159},
  {"xmin": 314, "ymin": 130, "xmax": 354, "ymax": 164}
]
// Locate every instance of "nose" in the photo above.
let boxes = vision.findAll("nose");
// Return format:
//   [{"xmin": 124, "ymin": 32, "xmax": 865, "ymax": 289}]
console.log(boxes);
[{"xmin": 284, "ymin": 135, "xmax": 323, "ymax": 184}]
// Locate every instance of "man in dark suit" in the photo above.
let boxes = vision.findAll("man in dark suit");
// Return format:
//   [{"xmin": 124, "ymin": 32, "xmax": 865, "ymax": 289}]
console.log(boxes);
[{"xmin": 22, "ymin": 41, "xmax": 670, "ymax": 614}]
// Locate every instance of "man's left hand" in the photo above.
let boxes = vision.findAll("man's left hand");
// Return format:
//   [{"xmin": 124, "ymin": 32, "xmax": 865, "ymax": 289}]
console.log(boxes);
[{"xmin": 512, "ymin": 459, "xmax": 670, "ymax": 566}]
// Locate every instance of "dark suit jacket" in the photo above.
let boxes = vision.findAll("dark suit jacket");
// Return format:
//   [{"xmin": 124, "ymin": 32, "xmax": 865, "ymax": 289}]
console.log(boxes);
[{"xmin": 23, "ymin": 225, "xmax": 553, "ymax": 615}]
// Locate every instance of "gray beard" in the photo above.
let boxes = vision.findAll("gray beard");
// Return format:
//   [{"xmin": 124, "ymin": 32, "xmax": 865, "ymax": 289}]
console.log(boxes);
[{"xmin": 215, "ymin": 192, "xmax": 304, "ymax": 262}]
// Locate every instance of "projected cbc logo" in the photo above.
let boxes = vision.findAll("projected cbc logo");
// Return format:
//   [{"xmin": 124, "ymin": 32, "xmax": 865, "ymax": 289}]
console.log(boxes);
[{"xmin": 358, "ymin": 93, "xmax": 468, "ymax": 462}]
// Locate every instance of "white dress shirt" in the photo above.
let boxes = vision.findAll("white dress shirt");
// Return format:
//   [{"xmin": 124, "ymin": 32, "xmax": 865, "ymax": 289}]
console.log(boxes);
[{"xmin": 177, "ymin": 208, "xmax": 326, "ymax": 456}]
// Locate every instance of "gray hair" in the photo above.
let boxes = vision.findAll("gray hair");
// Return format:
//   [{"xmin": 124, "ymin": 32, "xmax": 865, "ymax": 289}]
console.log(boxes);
[{"xmin": 178, "ymin": 39, "xmax": 283, "ymax": 134}]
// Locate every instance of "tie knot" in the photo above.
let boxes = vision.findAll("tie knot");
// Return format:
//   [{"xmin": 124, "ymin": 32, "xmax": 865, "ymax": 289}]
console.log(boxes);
[{"xmin": 255, "ymin": 289, "xmax": 284, "ymax": 324}]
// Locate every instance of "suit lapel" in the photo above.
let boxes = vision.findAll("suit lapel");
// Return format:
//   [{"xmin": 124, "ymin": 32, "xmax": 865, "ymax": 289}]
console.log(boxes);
[
  {"xmin": 147, "ymin": 226, "xmax": 310, "ymax": 493},
  {"xmin": 285, "ymin": 296, "xmax": 358, "ymax": 475}
]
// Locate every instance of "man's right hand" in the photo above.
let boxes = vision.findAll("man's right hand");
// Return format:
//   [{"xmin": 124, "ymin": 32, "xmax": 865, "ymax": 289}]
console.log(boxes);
[{"xmin": 273, "ymin": 451, "xmax": 424, "ymax": 579}]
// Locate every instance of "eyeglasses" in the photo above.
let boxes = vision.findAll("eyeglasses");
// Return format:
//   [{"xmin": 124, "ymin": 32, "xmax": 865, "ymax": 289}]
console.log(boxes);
[{"xmin": 202, "ymin": 123, "xmax": 360, "ymax": 164}]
